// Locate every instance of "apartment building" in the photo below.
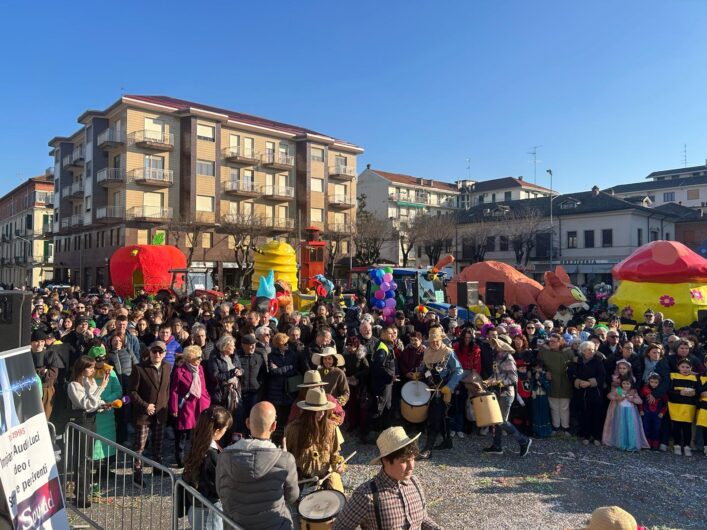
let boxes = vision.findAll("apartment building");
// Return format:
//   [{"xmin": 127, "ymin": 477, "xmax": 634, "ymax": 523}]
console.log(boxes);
[
  {"xmin": 0, "ymin": 173, "xmax": 54, "ymax": 287},
  {"xmin": 456, "ymin": 176, "xmax": 555, "ymax": 209},
  {"xmin": 605, "ymin": 161, "xmax": 707, "ymax": 209},
  {"xmin": 456, "ymin": 186, "xmax": 681, "ymax": 285},
  {"xmin": 357, "ymin": 166, "xmax": 460, "ymax": 266},
  {"xmin": 49, "ymin": 95, "xmax": 362, "ymax": 288}
]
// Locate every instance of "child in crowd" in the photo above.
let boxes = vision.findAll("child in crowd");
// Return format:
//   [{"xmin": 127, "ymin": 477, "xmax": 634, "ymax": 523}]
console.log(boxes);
[
  {"xmin": 668, "ymin": 358, "xmax": 698, "ymax": 456},
  {"xmin": 639, "ymin": 373, "xmax": 668, "ymax": 450},
  {"xmin": 603, "ymin": 375, "xmax": 649, "ymax": 451},
  {"xmin": 530, "ymin": 359, "xmax": 552, "ymax": 438},
  {"xmin": 698, "ymin": 371, "xmax": 707, "ymax": 457}
]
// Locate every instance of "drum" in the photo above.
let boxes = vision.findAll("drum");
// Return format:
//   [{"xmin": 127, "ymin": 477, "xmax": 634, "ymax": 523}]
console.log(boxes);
[
  {"xmin": 471, "ymin": 392, "xmax": 503, "ymax": 427},
  {"xmin": 299, "ymin": 489, "xmax": 346, "ymax": 530},
  {"xmin": 401, "ymin": 381, "xmax": 432, "ymax": 423}
]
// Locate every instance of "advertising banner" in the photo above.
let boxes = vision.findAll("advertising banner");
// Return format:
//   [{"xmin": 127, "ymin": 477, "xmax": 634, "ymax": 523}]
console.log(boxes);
[{"xmin": 0, "ymin": 347, "xmax": 69, "ymax": 529}]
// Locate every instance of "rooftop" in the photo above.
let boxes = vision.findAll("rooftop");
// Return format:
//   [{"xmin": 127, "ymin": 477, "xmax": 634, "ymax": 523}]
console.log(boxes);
[
  {"xmin": 466, "ymin": 176, "xmax": 555, "ymax": 193},
  {"xmin": 368, "ymin": 168, "xmax": 459, "ymax": 192},
  {"xmin": 605, "ymin": 174, "xmax": 707, "ymax": 194},
  {"xmin": 647, "ymin": 163, "xmax": 707, "ymax": 179}
]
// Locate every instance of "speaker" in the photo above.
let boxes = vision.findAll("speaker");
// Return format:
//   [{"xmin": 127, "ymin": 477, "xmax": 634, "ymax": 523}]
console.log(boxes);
[
  {"xmin": 0, "ymin": 291, "xmax": 32, "ymax": 351},
  {"xmin": 456, "ymin": 281, "xmax": 479, "ymax": 307},
  {"xmin": 485, "ymin": 282, "xmax": 505, "ymax": 307}
]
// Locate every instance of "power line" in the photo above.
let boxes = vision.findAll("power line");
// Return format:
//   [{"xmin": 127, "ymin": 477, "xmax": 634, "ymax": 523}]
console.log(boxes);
[{"xmin": 527, "ymin": 146, "xmax": 542, "ymax": 184}]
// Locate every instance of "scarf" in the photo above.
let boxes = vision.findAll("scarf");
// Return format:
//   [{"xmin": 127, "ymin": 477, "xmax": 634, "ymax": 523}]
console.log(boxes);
[
  {"xmin": 642, "ymin": 358, "xmax": 658, "ymax": 382},
  {"xmin": 424, "ymin": 343, "xmax": 452, "ymax": 367},
  {"xmin": 186, "ymin": 362, "xmax": 202, "ymax": 399}
]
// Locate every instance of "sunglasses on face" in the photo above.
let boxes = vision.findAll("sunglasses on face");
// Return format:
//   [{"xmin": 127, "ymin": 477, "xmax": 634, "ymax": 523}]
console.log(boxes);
[{"xmin": 150, "ymin": 349, "xmax": 165, "ymax": 354}]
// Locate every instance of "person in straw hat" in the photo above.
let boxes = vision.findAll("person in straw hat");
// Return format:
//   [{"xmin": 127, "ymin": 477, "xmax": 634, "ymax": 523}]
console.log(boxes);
[
  {"xmin": 569, "ymin": 505, "xmax": 646, "ymax": 530},
  {"xmin": 483, "ymin": 336, "xmax": 532, "ymax": 457},
  {"xmin": 312, "ymin": 346, "xmax": 350, "ymax": 407},
  {"xmin": 417, "ymin": 324, "xmax": 463, "ymax": 459},
  {"xmin": 286, "ymin": 370, "xmax": 345, "ymax": 427},
  {"xmin": 332, "ymin": 426, "xmax": 441, "ymax": 530},
  {"xmin": 284, "ymin": 387, "xmax": 346, "ymax": 492}
]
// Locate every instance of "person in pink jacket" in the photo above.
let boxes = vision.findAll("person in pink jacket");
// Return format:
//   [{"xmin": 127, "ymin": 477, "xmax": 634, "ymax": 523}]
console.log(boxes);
[{"xmin": 170, "ymin": 345, "xmax": 211, "ymax": 467}]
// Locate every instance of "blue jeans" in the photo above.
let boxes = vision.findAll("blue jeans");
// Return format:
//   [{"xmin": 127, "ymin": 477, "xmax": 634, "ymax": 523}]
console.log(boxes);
[
  {"xmin": 188, "ymin": 500, "xmax": 223, "ymax": 530},
  {"xmin": 492, "ymin": 393, "xmax": 529, "ymax": 449}
]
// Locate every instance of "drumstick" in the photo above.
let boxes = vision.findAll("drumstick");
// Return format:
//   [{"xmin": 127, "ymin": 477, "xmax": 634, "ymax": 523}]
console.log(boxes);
[
  {"xmin": 317, "ymin": 451, "xmax": 358, "ymax": 486},
  {"xmin": 298, "ymin": 476, "xmax": 319, "ymax": 485}
]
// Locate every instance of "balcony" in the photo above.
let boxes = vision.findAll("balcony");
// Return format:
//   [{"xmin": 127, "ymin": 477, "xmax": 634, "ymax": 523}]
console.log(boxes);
[
  {"xmin": 70, "ymin": 214, "xmax": 84, "ymax": 227},
  {"xmin": 34, "ymin": 191, "xmax": 54, "ymax": 206},
  {"xmin": 328, "ymin": 194, "xmax": 355, "ymax": 209},
  {"xmin": 96, "ymin": 206, "xmax": 125, "ymax": 223},
  {"xmin": 129, "ymin": 168, "xmax": 174, "ymax": 187},
  {"xmin": 1, "ymin": 235, "xmax": 10, "ymax": 244},
  {"xmin": 222, "ymin": 146, "xmax": 259, "ymax": 166},
  {"xmin": 97, "ymin": 128, "xmax": 126, "ymax": 149},
  {"xmin": 41, "ymin": 222, "xmax": 53, "ymax": 235},
  {"xmin": 31, "ymin": 255, "xmax": 52, "ymax": 265},
  {"xmin": 261, "ymin": 152, "xmax": 294, "ymax": 171},
  {"xmin": 328, "ymin": 222, "xmax": 354, "ymax": 234},
  {"xmin": 196, "ymin": 211, "xmax": 215, "ymax": 224},
  {"xmin": 62, "ymin": 147, "xmax": 85, "ymax": 169},
  {"xmin": 97, "ymin": 168, "xmax": 126, "ymax": 188},
  {"xmin": 61, "ymin": 186, "xmax": 71, "ymax": 199},
  {"xmin": 223, "ymin": 180, "xmax": 260, "ymax": 197},
  {"xmin": 14, "ymin": 256, "xmax": 26, "ymax": 265},
  {"xmin": 329, "ymin": 165, "xmax": 356, "ymax": 181},
  {"xmin": 389, "ymin": 193, "xmax": 430, "ymax": 207},
  {"xmin": 128, "ymin": 130, "xmax": 174, "ymax": 151},
  {"xmin": 269, "ymin": 217, "xmax": 294, "ymax": 232},
  {"xmin": 60, "ymin": 218, "xmax": 70, "ymax": 230},
  {"xmin": 261, "ymin": 185, "xmax": 294, "ymax": 201},
  {"xmin": 126, "ymin": 206, "xmax": 173, "ymax": 222},
  {"xmin": 70, "ymin": 181, "xmax": 85, "ymax": 198}
]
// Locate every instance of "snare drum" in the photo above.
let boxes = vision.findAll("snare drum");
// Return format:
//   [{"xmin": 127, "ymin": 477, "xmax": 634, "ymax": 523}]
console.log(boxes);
[
  {"xmin": 471, "ymin": 392, "xmax": 503, "ymax": 427},
  {"xmin": 299, "ymin": 489, "xmax": 346, "ymax": 530},
  {"xmin": 401, "ymin": 380, "xmax": 432, "ymax": 423}
]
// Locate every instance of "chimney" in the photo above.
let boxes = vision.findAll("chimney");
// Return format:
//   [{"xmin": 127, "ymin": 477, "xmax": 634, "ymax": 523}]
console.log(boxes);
[
  {"xmin": 366, "ymin": 163, "xmax": 371, "ymax": 169},
  {"xmin": 518, "ymin": 175, "xmax": 523, "ymax": 181},
  {"xmin": 591, "ymin": 185, "xmax": 600, "ymax": 197}
]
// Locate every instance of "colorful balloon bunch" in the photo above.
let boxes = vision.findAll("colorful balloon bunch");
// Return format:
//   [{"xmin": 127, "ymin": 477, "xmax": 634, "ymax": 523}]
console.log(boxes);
[{"xmin": 369, "ymin": 266, "xmax": 398, "ymax": 323}]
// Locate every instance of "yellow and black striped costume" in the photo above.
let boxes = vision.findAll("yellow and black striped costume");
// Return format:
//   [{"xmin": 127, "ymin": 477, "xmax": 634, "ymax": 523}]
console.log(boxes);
[
  {"xmin": 668, "ymin": 373, "xmax": 698, "ymax": 423},
  {"xmin": 697, "ymin": 375, "xmax": 707, "ymax": 428}
]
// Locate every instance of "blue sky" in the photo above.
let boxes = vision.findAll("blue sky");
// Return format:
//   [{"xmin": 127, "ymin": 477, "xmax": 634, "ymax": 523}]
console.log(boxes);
[{"xmin": 2, "ymin": 0, "xmax": 707, "ymax": 195}]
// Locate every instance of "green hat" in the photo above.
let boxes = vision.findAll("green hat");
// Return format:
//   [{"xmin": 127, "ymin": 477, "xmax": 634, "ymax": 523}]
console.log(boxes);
[
  {"xmin": 88, "ymin": 345, "xmax": 107, "ymax": 359},
  {"xmin": 88, "ymin": 319, "xmax": 97, "ymax": 328}
]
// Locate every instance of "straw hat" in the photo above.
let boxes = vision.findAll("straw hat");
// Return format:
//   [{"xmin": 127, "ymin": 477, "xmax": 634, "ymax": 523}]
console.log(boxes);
[
  {"xmin": 297, "ymin": 387, "xmax": 336, "ymax": 412},
  {"xmin": 369, "ymin": 426, "xmax": 421, "ymax": 465},
  {"xmin": 428, "ymin": 327, "xmax": 445, "ymax": 342},
  {"xmin": 497, "ymin": 334, "xmax": 513, "ymax": 346},
  {"xmin": 311, "ymin": 346, "xmax": 345, "ymax": 367},
  {"xmin": 298, "ymin": 370, "xmax": 329, "ymax": 388},
  {"xmin": 489, "ymin": 337, "xmax": 514, "ymax": 353},
  {"xmin": 574, "ymin": 506, "xmax": 638, "ymax": 530}
]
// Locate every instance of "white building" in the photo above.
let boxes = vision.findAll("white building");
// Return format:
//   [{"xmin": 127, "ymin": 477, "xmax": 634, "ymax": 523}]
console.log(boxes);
[
  {"xmin": 606, "ymin": 161, "xmax": 707, "ymax": 209},
  {"xmin": 457, "ymin": 176, "xmax": 555, "ymax": 209},
  {"xmin": 456, "ymin": 186, "xmax": 681, "ymax": 286}
]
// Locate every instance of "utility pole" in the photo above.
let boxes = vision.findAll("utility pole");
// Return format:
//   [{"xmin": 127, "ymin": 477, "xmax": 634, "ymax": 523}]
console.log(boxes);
[
  {"xmin": 547, "ymin": 169, "xmax": 554, "ymax": 271},
  {"xmin": 683, "ymin": 144, "xmax": 688, "ymax": 168},
  {"xmin": 528, "ymin": 146, "xmax": 542, "ymax": 184}
]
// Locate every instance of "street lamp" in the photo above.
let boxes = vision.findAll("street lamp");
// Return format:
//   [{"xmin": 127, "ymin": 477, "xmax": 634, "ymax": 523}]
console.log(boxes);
[{"xmin": 546, "ymin": 169, "xmax": 555, "ymax": 270}]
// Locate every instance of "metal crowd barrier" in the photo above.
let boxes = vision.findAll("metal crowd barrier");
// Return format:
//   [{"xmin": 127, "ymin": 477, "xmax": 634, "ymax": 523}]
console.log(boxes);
[{"xmin": 62, "ymin": 422, "xmax": 242, "ymax": 530}]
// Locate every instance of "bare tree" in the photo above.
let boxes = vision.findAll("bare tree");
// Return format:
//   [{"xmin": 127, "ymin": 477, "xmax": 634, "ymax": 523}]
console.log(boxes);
[
  {"xmin": 396, "ymin": 214, "xmax": 428, "ymax": 267},
  {"xmin": 457, "ymin": 216, "xmax": 497, "ymax": 263},
  {"xmin": 324, "ymin": 223, "xmax": 355, "ymax": 277},
  {"xmin": 506, "ymin": 207, "xmax": 543, "ymax": 266},
  {"xmin": 219, "ymin": 213, "xmax": 271, "ymax": 292},
  {"xmin": 420, "ymin": 213, "xmax": 455, "ymax": 266},
  {"xmin": 167, "ymin": 214, "xmax": 207, "ymax": 266},
  {"xmin": 354, "ymin": 194, "xmax": 390, "ymax": 266}
]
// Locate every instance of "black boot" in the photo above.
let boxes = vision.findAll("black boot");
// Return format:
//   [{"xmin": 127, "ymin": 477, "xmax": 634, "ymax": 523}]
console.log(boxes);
[{"xmin": 434, "ymin": 436, "xmax": 453, "ymax": 450}]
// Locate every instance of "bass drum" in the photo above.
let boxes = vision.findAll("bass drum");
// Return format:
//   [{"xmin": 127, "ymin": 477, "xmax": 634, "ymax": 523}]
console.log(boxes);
[
  {"xmin": 299, "ymin": 489, "xmax": 346, "ymax": 530},
  {"xmin": 471, "ymin": 392, "xmax": 503, "ymax": 427},
  {"xmin": 400, "ymin": 380, "xmax": 431, "ymax": 423}
]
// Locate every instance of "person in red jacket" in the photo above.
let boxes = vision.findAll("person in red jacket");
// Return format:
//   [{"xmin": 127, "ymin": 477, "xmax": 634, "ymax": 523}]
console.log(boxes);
[
  {"xmin": 639, "ymin": 372, "xmax": 668, "ymax": 450},
  {"xmin": 450, "ymin": 328, "xmax": 480, "ymax": 437}
]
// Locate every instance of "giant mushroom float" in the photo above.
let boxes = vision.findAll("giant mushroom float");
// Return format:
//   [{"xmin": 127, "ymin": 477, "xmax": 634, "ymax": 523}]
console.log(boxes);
[
  {"xmin": 609, "ymin": 240, "xmax": 707, "ymax": 327},
  {"xmin": 109, "ymin": 244, "xmax": 187, "ymax": 298}
]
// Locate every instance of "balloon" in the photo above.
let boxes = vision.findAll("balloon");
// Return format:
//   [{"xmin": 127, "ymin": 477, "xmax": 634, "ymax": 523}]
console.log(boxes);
[
  {"xmin": 383, "ymin": 273, "xmax": 393, "ymax": 283},
  {"xmin": 385, "ymin": 298, "xmax": 396, "ymax": 309},
  {"xmin": 375, "ymin": 269, "xmax": 384, "ymax": 280},
  {"xmin": 389, "ymin": 281, "xmax": 397, "ymax": 291},
  {"xmin": 382, "ymin": 307, "xmax": 394, "ymax": 316},
  {"xmin": 380, "ymin": 282, "xmax": 391, "ymax": 292},
  {"xmin": 374, "ymin": 290, "xmax": 385, "ymax": 300},
  {"xmin": 374, "ymin": 299, "xmax": 386, "ymax": 309},
  {"xmin": 385, "ymin": 316, "xmax": 395, "ymax": 324},
  {"xmin": 373, "ymin": 276, "xmax": 383, "ymax": 285},
  {"xmin": 383, "ymin": 266, "xmax": 393, "ymax": 274},
  {"xmin": 369, "ymin": 270, "xmax": 378, "ymax": 279},
  {"xmin": 385, "ymin": 290, "xmax": 395, "ymax": 299}
]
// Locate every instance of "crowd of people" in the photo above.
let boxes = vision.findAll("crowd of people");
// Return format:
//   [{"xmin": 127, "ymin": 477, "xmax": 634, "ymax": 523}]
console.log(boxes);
[{"xmin": 27, "ymin": 284, "xmax": 706, "ymax": 528}]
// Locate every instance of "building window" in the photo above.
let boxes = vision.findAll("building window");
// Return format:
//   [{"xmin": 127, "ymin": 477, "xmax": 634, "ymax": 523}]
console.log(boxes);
[
  {"xmin": 491, "ymin": 193, "xmax": 496, "ymax": 203},
  {"xmin": 650, "ymin": 230, "xmax": 659, "ymax": 242},
  {"xmin": 196, "ymin": 195, "xmax": 214, "ymax": 212},
  {"xmin": 478, "ymin": 195, "xmax": 485, "ymax": 204},
  {"xmin": 196, "ymin": 159, "xmax": 215, "ymax": 176},
  {"xmin": 229, "ymin": 167, "xmax": 240, "ymax": 180},
  {"xmin": 602, "ymin": 229, "xmax": 613, "ymax": 247},
  {"xmin": 311, "ymin": 178, "xmax": 324, "ymax": 192},
  {"xmin": 311, "ymin": 208, "xmax": 323, "ymax": 222},
  {"xmin": 85, "ymin": 195, "xmax": 92, "ymax": 212},
  {"xmin": 567, "ymin": 231, "xmax": 577, "ymax": 249},
  {"xmin": 637, "ymin": 228, "xmax": 643, "ymax": 246},
  {"xmin": 137, "ymin": 229, "xmax": 148, "ymax": 245},
  {"xmin": 202, "ymin": 232, "xmax": 212, "ymax": 248},
  {"xmin": 312, "ymin": 147, "xmax": 324, "ymax": 162},
  {"xmin": 486, "ymin": 236, "xmax": 495, "ymax": 252},
  {"xmin": 687, "ymin": 189, "xmax": 700, "ymax": 200},
  {"xmin": 196, "ymin": 124, "xmax": 215, "ymax": 142},
  {"xmin": 504, "ymin": 191, "xmax": 512, "ymax": 201},
  {"xmin": 663, "ymin": 191, "xmax": 675, "ymax": 202},
  {"xmin": 584, "ymin": 230, "xmax": 595, "ymax": 248},
  {"xmin": 499, "ymin": 235, "xmax": 509, "ymax": 251}
]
